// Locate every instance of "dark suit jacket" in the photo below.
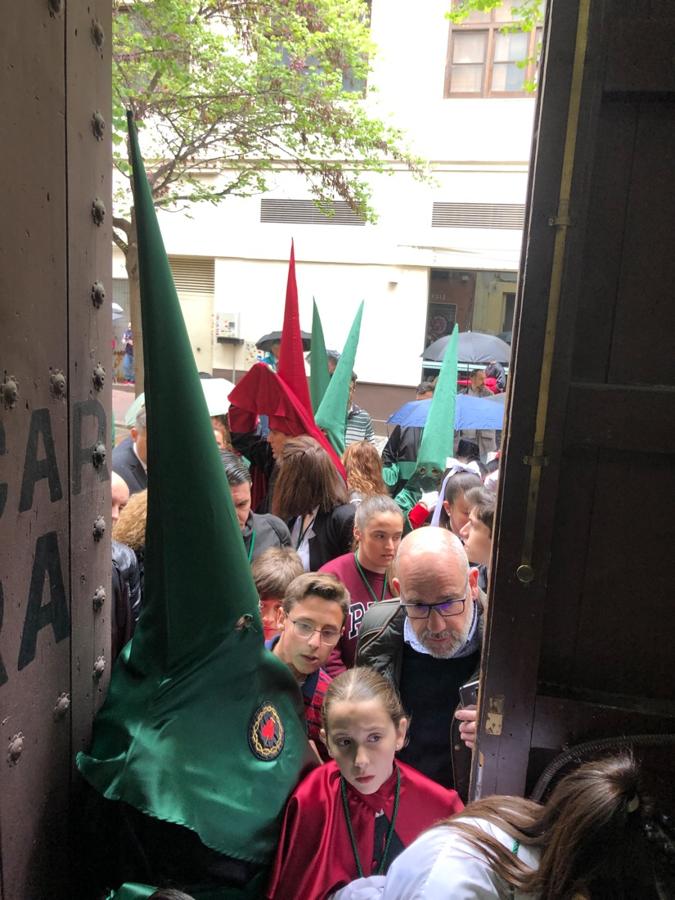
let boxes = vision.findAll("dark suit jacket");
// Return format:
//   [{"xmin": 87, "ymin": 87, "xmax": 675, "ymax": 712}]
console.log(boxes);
[{"xmin": 112, "ymin": 436, "xmax": 147, "ymax": 495}]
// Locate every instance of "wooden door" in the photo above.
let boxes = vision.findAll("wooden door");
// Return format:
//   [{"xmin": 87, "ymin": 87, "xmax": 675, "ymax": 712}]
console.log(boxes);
[
  {"xmin": 0, "ymin": 3, "xmax": 111, "ymax": 897},
  {"xmin": 473, "ymin": 0, "xmax": 675, "ymax": 799}
]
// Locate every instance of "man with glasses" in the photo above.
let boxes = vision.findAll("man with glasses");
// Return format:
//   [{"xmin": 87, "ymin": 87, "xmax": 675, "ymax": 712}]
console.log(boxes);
[
  {"xmin": 356, "ymin": 528, "xmax": 483, "ymax": 794},
  {"xmin": 267, "ymin": 572, "xmax": 350, "ymax": 758}
]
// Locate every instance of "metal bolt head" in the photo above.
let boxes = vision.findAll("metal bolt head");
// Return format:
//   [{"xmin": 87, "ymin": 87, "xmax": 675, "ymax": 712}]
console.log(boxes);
[
  {"xmin": 91, "ymin": 111, "xmax": 106, "ymax": 141},
  {"xmin": 93, "ymin": 516, "xmax": 106, "ymax": 541},
  {"xmin": 53, "ymin": 693, "xmax": 70, "ymax": 721},
  {"xmin": 1, "ymin": 376, "xmax": 19, "ymax": 409},
  {"xmin": 92, "ymin": 363, "xmax": 106, "ymax": 391},
  {"xmin": 516, "ymin": 564, "xmax": 535, "ymax": 585},
  {"xmin": 7, "ymin": 732, "xmax": 24, "ymax": 766},
  {"xmin": 92, "ymin": 586, "xmax": 106, "ymax": 612},
  {"xmin": 93, "ymin": 656, "xmax": 106, "ymax": 680},
  {"xmin": 91, "ymin": 198, "xmax": 106, "ymax": 226},
  {"xmin": 91, "ymin": 19, "xmax": 105, "ymax": 48},
  {"xmin": 49, "ymin": 369, "xmax": 67, "ymax": 399},
  {"xmin": 92, "ymin": 442, "xmax": 107, "ymax": 469},
  {"xmin": 91, "ymin": 281, "xmax": 106, "ymax": 308}
]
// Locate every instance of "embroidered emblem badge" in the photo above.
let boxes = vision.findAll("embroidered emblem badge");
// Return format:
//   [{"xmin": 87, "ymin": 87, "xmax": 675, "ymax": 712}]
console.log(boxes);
[{"xmin": 248, "ymin": 702, "xmax": 285, "ymax": 760}]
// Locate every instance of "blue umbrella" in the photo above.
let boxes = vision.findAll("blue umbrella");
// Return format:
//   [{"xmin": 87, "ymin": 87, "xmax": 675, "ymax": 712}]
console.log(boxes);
[{"xmin": 388, "ymin": 393, "xmax": 505, "ymax": 430}]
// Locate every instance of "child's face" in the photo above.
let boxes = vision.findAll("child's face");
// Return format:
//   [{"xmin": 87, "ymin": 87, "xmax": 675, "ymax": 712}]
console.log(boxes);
[
  {"xmin": 323, "ymin": 699, "xmax": 407, "ymax": 795},
  {"xmin": 459, "ymin": 508, "xmax": 492, "ymax": 566},
  {"xmin": 443, "ymin": 492, "xmax": 472, "ymax": 536},
  {"xmin": 259, "ymin": 598, "xmax": 283, "ymax": 641}
]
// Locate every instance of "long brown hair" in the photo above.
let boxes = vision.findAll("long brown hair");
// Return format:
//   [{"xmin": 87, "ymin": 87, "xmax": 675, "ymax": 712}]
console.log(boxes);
[
  {"xmin": 342, "ymin": 441, "xmax": 387, "ymax": 497},
  {"xmin": 272, "ymin": 435, "xmax": 348, "ymax": 519},
  {"xmin": 440, "ymin": 754, "xmax": 674, "ymax": 899}
]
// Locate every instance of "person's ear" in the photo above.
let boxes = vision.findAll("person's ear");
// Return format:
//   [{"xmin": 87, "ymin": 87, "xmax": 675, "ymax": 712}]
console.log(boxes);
[
  {"xmin": 392, "ymin": 576, "xmax": 401, "ymax": 597},
  {"xmin": 276, "ymin": 606, "xmax": 287, "ymax": 629},
  {"xmin": 319, "ymin": 728, "xmax": 333, "ymax": 758},
  {"xmin": 468, "ymin": 567, "xmax": 479, "ymax": 597},
  {"xmin": 442, "ymin": 500, "xmax": 452, "ymax": 515},
  {"xmin": 130, "ymin": 426, "xmax": 138, "ymax": 442},
  {"xmin": 395, "ymin": 717, "xmax": 408, "ymax": 751},
  {"xmin": 353, "ymin": 525, "xmax": 362, "ymax": 545}
]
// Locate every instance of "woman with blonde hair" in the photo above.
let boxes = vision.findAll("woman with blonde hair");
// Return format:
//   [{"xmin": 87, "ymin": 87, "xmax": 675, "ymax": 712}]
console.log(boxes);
[
  {"xmin": 343, "ymin": 441, "xmax": 387, "ymax": 504},
  {"xmin": 113, "ymin": 488, "xmax": 148, "ymax": 592},
  {"xmin": 320, "ymin": 495, "xmax": 403, "ymax": 674}
]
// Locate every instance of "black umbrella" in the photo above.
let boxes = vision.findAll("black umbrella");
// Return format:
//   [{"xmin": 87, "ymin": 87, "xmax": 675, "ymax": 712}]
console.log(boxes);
[
  {"xmin": 423, "ymin": 331, "xmax": 511, "ymax": 364},
  {"xmin": 256, "ymin": 330, "xmax": 312, "ymax": 352}
]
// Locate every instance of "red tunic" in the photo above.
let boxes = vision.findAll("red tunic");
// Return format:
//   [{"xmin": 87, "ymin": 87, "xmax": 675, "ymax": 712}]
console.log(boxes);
[
  {"xmin": 319, "ymin": 553, "xmax": 395, "ymax": 675},
  {"xmin": 266, "ymin": 760, "xmax": 463, "ymax": 900}
]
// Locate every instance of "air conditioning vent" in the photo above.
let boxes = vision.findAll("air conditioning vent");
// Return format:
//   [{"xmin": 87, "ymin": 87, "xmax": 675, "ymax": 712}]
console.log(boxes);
[
  {"xmin": 432, "ymin": 202, "xmax": 525, "ymax": 229},
  {"xmin": 168, "ymin": 257, "xmax": 215, "ymax": 293},
  {"xmin": 261, "ymin": 199, "xmax": 366, "ymax": 226}
]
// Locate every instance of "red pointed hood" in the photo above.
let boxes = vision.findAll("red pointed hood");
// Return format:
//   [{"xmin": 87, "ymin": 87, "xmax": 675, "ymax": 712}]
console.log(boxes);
[
  {"xmin": 229, "ymin": 364, "xmax": 346, "ymax": 479},
  {"xmin": 277, "ymin": 241, "xmax": 313, "ymax": 418}
]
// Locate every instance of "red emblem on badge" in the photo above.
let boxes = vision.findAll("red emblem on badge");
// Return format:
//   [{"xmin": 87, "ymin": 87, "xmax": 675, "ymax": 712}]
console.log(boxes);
[{"xmin": 249, "ymin": 703, "xmax": 285, "ymax": 760}]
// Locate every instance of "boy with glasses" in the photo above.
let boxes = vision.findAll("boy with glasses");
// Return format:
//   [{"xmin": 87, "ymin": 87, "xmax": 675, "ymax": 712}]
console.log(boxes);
[
  {"xmin": 267, "ymin": 573, "xmax": 350, "ymax": 757},
  {"xmin": 356, "ymin": 529, "xmax": 484, "ymax": 795}
]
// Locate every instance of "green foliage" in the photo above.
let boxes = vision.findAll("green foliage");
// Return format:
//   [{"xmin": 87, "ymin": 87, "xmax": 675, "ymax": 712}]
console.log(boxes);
[
  {"xmin": 447, "ymin": 0, "xmax": 544, "ymax": 31},
  {"xmin": 112, "ymin": 0, "xmax": 426, "ymax": 249}
]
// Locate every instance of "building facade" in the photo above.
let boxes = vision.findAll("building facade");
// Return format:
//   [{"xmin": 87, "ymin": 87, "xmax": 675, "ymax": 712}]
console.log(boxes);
[{"xmin": 113, "ymin": 0, "xmax": 537, "ymax": 427}]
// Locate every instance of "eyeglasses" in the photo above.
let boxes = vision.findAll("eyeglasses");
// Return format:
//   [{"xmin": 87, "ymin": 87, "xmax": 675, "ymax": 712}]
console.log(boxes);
[
  {"xmin": 400, "ymin": 584, "xmax": 469, "ymax": 620},
  {"xmin": 289, "ymin": 617, "xmax": 342, "ymax": 645}
]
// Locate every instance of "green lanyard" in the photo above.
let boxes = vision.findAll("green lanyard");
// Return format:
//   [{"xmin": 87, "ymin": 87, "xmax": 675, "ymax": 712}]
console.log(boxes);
[
  {"xmin": 246, "ymin": 529, "xmax": 256, "ymax": 563},
  {"xmin": 340, "ymin": 767, "xmax": 401, "ymax": 877},
  {"xmin": 353, "ymin": 552, "xmax": 388, "ymax": 605}
]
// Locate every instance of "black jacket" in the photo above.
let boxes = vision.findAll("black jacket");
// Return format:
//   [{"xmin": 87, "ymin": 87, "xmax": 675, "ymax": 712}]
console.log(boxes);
[
  {"xmin": 242, "ymin": 511, "xmax": 291, "ymax": 560},
  {"xmin": 112, "ymin": 437, "xmax": 147, "ymax": 495},
  {"xmin": 355, "ymin": 596, "xmax": 485, "ymax": 799},
  {"xmin": 111, "ymin": 540, "xmax": 142, "ymax": 659},
  {"xmin": 292, "ymin": 504, "xmax": 355, "ymax": 571}
]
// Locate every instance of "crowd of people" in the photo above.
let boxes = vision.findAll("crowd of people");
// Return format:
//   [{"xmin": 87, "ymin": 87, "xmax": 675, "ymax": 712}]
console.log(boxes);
[
  {"xmin": 90, "ymin": 132, "xmax": 674, "ymax": 900},
  {"xmin": 105, "ymin": 374, "xmax": 673, "ymax": 900}
]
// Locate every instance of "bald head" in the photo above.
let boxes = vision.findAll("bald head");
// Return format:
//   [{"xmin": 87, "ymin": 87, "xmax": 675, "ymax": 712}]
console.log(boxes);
[
  {"xmin": 111, "ymin": 472, "xmax": 130, "ymax": 525},
  {"xmin": 394, "ymin": 527, "xmax": 477, "ymax": 659},
  {"xmin": 396, "ymin": 527, "xmax": 468, "ymax": 590}
]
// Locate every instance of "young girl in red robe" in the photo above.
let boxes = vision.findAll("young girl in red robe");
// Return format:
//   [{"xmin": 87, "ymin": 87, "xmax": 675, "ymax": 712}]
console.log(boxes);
[{"xmin": 267, "ymin": 667, "xmax": 463, "ymax": 900}]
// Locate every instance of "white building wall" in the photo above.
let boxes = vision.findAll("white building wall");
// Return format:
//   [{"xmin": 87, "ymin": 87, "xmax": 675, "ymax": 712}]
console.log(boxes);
[{"xmin": 113, "ymin": 0, "xmax": 536, "ymax": 388}]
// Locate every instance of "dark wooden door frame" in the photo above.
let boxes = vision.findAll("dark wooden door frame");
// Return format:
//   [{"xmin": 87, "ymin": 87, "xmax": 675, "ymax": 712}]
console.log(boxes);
[{"xmin": 470, "ymin": 0, "xmax": 608, "ymax": 798}]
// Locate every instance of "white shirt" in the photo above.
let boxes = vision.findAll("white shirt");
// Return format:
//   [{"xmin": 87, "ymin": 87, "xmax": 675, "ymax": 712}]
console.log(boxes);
[{"xmin": 331, "ymin": 818, "xmax": 540, "ymax": 900}]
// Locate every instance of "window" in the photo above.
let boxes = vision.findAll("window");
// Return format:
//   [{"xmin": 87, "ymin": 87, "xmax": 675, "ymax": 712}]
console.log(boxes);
[{"xmin": 445, "ymin": 0, "xmax": 542, "ymax": 98}]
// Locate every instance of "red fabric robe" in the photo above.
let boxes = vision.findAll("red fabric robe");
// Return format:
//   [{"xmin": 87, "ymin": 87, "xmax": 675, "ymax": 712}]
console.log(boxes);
[{"xmin": 267, "ymin": 760, "xmax": 463, "ymax": 900}]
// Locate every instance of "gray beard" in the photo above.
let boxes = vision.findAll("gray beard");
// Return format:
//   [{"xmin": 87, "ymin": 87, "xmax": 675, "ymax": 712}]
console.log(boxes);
[{"xmin": 419, "ymin": 621, "xmax": 472, "ymax": 659}]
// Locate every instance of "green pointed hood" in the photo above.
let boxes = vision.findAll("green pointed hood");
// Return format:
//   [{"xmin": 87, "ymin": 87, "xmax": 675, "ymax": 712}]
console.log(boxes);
[
  {"xmin": 77, "ymin": 112, "xmax": 312, "ymax": 868},
  {"xmin": 416, "ymin": 324, "xmax": 459, "ymax": 472},
  {"xmin": 309, "ymin": 298, "xmax": 330, "ymax": 414},
  {"xmin": 315, "ymin": 302, "xmax": 364, "ymax": 455}
]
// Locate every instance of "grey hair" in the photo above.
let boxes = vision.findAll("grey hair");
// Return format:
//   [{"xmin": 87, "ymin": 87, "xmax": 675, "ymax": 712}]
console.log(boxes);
[{"xmin": 354, "ymin": 493, "xmax": 404, "ymax": 531}]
